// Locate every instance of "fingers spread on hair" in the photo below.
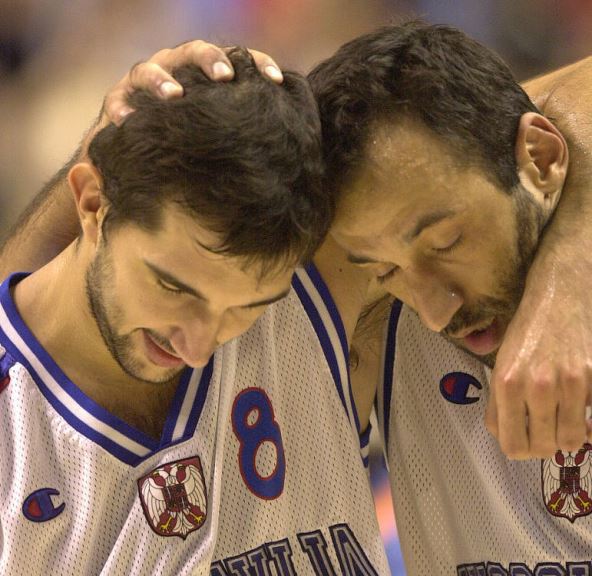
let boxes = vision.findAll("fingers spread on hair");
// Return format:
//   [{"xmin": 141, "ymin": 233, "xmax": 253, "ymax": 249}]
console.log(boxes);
[
  {"xmin": 159, "ymin": 41, "xmax": 234, "ymax": 81},
  {"xmin": 246, "ymin": 48, "xmax": 283, "ymax": 83},
  {"xmin": 129, "ymin": 60, "xmax": 183, "ymax": 99}
]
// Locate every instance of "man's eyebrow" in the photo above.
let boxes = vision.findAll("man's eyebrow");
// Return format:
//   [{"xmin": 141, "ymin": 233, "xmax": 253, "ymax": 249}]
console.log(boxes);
[
  {"xmin": 243, "ymin": 288, "xmax": 292, "ymax": 309},
  {"xmin": 194, "ymin": 237, "xmax": 223, "ymax": 255},
  {"xmin": 404, "ymin": 209, "xmax": 456, "ymax": 242},
  {"xmin": 144, "ymin": 261, "xmax": 208, "ymax": 301}
]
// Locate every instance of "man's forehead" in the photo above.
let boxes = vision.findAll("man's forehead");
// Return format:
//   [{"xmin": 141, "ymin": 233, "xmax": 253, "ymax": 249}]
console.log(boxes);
[
  {"xmin": 334, "ymin": 119, "xmax": 476, "ymax": 236},
  {"xmin": 361, "ymin": 116, "xmax": 467, "ymax": 183}
]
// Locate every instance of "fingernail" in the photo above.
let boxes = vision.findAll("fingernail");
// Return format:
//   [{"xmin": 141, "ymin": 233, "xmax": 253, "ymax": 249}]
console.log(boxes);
[
  {"xmin": 159, "ymin": 81, "xmax": 181, "ymax": 98},
  {"xmin": 212, "ymin": 61, "xmax": 232, "ymax": 79},
  {"xmin": 118, "ymin": 106, "xmax": 134, "ymax": 122},
  {"xmin": 265, "ymin": 65, "xmax": 283, "ymax": 82}
]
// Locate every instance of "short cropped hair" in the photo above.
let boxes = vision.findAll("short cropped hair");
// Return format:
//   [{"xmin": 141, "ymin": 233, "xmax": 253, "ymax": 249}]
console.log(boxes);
[
  {"xmin": 308, "ymin": 21, "xmax": 538, "ymax": 196},
  {"xmin": 88, "ymin": 48, "xmax": 330, "ymax": 275}
]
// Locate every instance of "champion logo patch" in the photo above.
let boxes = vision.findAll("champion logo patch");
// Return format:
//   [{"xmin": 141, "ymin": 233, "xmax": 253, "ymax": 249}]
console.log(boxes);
[
  {"xmin": 138, "ymin": 456, "xmax": 208, "ymax": 539},
  {"xmin": 543, "ymin": 443, "xmax": 592, "ymax": 522},
  {"xmin": 439, "ymin": 372, "xmax": 482, "ymax": 405},
  {"xmin": 23, "ymin": 488, "xmax": 65, "ymax": 522}
]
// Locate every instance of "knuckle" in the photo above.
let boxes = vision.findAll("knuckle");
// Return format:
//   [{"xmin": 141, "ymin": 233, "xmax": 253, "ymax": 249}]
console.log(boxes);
[
  {"xmin": 140, "ymin": 61, "xmax": 163, "ymax": 76},
  {"xmin": 132, "ymin": 62, "xmax": 166, "ymax": 87},
  {"xmin": 531, "ymin": 373, "xmax": 555, "ymax": 395},
  {"xmin": 192, "ymin": 41, "xmax": 223, "ymax": 61},
  {"xmin": 496, "ymin": 373, "xmax": 522, "ymax": 396},
  {"xmin": 183, "ymin": 39, "xmax": 207, "ymax": 51},
  {"xmin": 560, "ymin": 366, "xmax": 585, "ymax": 387},
  {"xmin": 129, "ymin": 59, "xmax": 145, "ymax": 76},
  {"xmin": 149, "ymin": 47, "xmax": 172, "ymax": 64}
]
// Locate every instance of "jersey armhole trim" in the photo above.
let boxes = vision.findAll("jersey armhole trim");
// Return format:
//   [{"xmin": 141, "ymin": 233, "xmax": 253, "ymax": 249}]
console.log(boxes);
[
  {"xmin": 292, "ymin": 264, "xmax": 362, "ymax": 440},
  {"xmin": 378, "ymin": 300, "xmax": 403, "ymax": 456}
]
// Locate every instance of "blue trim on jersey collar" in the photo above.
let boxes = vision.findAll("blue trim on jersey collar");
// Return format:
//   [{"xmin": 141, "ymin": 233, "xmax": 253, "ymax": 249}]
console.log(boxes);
[
  {"xmin": 0, "ymin": 274, "xmax": 213, "ymax": 467},
  {"xmin": 291, "ymin": 263, "xmax": 362, "ymax": 440},
  {"xmin": 382, "ymin": 300, "xmax": 403, "ymax": 453}
]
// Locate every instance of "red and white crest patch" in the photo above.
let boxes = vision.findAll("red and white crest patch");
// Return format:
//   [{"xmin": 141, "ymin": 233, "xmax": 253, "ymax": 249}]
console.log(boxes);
[
  {"xmin": 542, "ymin": 443, "xmax": 592, "ymax": 522},
  {"xmin": 138, "ymin": 456, "xmax": 208, "ymax": 538}
]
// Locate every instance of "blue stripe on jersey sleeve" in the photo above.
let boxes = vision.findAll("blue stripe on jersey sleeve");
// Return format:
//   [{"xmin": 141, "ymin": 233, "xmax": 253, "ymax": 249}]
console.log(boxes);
[
  {"xmin": 292, "ymin": 273, "xmax": 347, "ymax": 410},
  {"xmin": 382, "ymin": 300, "xmax": 403, "ymax": 453},
  {"xmin": 292, "ymin": 264, "xmax": 362, "ymax": 439},
  {"xmin": 181, "ymin": 358, "xmax": 214, "ymax": 439},
  {"xmin": 303, "ymin": 263, "xmax": 350, "ymax": 364}
]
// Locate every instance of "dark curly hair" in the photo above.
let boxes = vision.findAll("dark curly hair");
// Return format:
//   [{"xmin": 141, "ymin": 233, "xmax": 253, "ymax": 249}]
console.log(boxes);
[
  {"xmin": 88, "ymin": 48, "xmax": 330, "ymax": 276},
  {"xmin": 308, "ymin": 21, "xmax": 538, "ymax": 198}
]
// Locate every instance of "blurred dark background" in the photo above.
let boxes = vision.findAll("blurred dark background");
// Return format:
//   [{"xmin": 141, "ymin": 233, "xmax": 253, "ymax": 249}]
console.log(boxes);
[{"xmin": 1, "ymin": 0, "xmax": 591, "ymax": 231}]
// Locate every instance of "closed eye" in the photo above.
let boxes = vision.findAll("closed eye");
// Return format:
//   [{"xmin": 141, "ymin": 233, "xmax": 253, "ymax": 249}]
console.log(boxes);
[
  {"xmin": 376, "ymin": 267, "xmax": 399, "ymax": 285},
  {"xmin": 158, "ymin": 279, "xmax": 185, "ymax": 295},
  {"xmin": 434, "ymin": 234, "xmax": 463, "ymax": 255}
]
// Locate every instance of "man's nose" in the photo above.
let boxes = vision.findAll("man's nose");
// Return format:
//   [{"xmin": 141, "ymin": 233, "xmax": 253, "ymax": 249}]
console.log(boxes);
[
  {"xmin": 404, "ymin": 269, "xmax": 463, "ymax": 332},
  {"xmin": 169, "ymin": 314, "xmax": 221, "ymax": 368}
]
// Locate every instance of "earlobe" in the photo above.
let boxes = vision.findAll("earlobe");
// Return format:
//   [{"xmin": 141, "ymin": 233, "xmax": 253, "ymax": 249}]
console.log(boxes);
[
  {"xmin": 515, "ymin": 112, "xmax": 568, "ymax": 210},
  {"xmin": 68, "ymin": 163, "xmax": 105, "ymax": 244}
]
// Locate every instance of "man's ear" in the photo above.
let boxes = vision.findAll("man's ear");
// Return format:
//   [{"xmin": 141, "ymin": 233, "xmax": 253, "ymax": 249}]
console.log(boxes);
[
  {"xmin": 515, "ymin": 112, "xmax": 568, "ymax": 211},
  {"xmin": 68, "ymin": 162, "xmax": 107, "ymax": 245}
]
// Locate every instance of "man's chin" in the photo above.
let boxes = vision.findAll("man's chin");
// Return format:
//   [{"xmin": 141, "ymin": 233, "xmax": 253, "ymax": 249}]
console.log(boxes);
[{"xmin": 112, "ymin": 348, "xmax": 185, "ymax": 385}]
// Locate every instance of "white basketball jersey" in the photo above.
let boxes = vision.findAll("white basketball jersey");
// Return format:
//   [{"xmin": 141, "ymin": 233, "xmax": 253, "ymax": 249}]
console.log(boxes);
[
  {"xmin": 211, "ymin": 264, "xmax": 389, "ymax": 575},
  {"xmin": 0, "ymin": 267, "xmax": 389, "ymax": 575},
  {"xmin": 378, "ymin": 302, "xmax": 592, "ymax": 576},
  {"xmin": 0, "ymin": 273, "xmax": 236, "ymax": 575}
]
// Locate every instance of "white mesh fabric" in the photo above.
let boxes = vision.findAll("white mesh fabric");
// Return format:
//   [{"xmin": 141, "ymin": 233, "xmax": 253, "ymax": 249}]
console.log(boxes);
[
  {"xmin": 382, "ymin": 305, "xmax": 592, "ymax": 575},
  {"xmin": 212, "ymin": 282, "xmax": 390, "ymax": 574}
]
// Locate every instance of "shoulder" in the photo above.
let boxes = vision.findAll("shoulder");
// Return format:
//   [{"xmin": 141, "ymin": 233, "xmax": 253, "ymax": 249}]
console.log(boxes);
[{"xmin": 522, "ymin": 56, "xmax": 592, "ymax": 111}]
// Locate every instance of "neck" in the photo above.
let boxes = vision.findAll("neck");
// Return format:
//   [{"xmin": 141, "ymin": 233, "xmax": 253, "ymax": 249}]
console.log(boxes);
[
  {"xmin": 13, "ymin": 243, "xmax": 179, "ymax": 438},
  {"xmin": 13, "ymin": 243, "xmax": 152, "ymax": 399}
]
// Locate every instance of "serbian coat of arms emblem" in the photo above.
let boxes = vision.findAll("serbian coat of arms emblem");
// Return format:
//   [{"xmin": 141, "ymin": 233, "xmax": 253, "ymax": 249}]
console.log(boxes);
[
  {"xmin": 138, "ymin": 456, "xmax": 208, "ymax": 538},
  {"xmin": 542, "ymin": 443, "xmax": 592, "ymax": 522}
]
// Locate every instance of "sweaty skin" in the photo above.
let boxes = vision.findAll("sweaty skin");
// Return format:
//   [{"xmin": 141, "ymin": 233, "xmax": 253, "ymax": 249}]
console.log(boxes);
[
  {"xmin": 487, "ymin": 57, "xmax": 592, "ymax": 458},
  {"xmin": 1, "ymin": 45, "xmax": 592, "ymax": 446}
]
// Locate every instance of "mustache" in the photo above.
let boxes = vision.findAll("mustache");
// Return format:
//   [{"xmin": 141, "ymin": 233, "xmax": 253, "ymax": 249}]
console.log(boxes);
[
  {"xmin": 144, "ymin": 329, "xmax": 176, "ymax": 355},
  {"xmin": 444, "ymin": 296, "xmax": 514, "ymax": 337},
  {"xmin": 444, "ymin": 259, "xmax": 527, "ymax": 337}
]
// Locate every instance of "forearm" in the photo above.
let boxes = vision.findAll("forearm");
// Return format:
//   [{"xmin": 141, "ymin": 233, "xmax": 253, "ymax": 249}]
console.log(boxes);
[
  {"xmin": 490, "ymin": 57, "xmax": 592, "ymax": 458},
  {"xmin": 0, "ymin": 149, "xmax": 81, "ymax": 278}
]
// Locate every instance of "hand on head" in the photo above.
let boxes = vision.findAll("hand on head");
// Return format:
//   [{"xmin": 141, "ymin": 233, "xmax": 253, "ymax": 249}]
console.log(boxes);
[{"xmin": 102, "ymin": 41, "xmax": 284, "ymax": 126}]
